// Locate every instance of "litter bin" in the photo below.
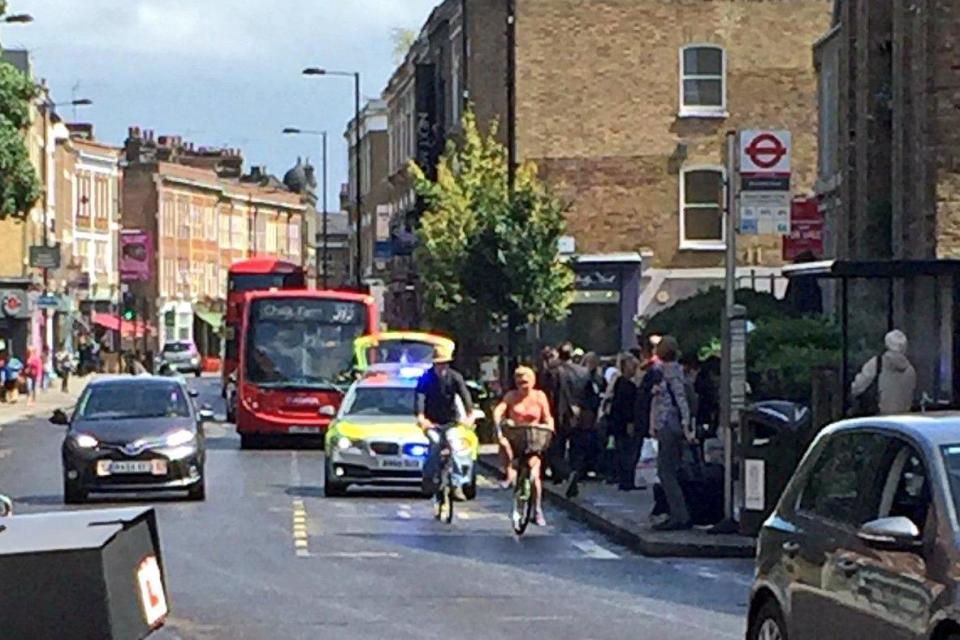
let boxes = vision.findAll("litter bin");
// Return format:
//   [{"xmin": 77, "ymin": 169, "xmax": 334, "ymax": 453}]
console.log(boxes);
[
  {"xmin": 739, "ymin": 401, "xmax": 812, "ymax": 536},
  {"xmin": 0, "ymin": 506, "xmax": 168, "ymax": 639}
]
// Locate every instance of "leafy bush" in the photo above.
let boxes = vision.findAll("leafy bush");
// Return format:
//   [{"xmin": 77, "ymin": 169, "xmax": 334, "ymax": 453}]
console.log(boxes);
[
  {"xmin": 748, "ymin": 316, "xmax": 841, "ymax": 402},
  {"xmin": 640, "ymin": 287, "xmax": 785, "ymax": 358}
]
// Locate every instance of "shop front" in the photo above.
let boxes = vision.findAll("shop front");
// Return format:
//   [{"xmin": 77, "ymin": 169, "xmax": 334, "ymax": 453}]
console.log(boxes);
[
  {"xmin": 0, "ymin": 283, "xmax": 34, "ymax": 359},
  {"xmin": 541, "ymin": 253, "xmax": 643, "ymax": 355}
]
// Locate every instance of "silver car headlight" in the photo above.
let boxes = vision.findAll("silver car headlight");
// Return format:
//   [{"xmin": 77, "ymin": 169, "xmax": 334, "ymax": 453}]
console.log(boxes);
[{"xmin": 73, "ymin": 433, "xmax": 99, "ymax": 449}]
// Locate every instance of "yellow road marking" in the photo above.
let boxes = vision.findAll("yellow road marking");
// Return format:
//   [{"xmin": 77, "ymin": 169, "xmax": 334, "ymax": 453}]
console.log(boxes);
[{"xmin": 292, "ymin": 500, "xmax": 310, "ymax": 557}]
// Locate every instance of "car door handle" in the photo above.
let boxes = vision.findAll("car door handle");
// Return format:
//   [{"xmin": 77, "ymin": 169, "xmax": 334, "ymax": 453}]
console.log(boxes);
[
  {"xmin": 836, "ymin": 558, "xmax": 860, "ymax": 576},
  {"xmin": 782, "ymin": 541, "xmax": 800, "ymax": 557}
]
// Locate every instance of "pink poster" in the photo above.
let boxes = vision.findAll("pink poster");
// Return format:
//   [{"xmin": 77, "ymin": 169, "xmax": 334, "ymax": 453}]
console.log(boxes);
[{"xmin": 120, "ymin": 230, "xmax": 153, "ymax": 282}]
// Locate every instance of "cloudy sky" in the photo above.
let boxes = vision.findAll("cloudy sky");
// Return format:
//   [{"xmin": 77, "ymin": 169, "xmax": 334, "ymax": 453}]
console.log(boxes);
[{"xmin": 4, "ymin": 0, "xmax": 437, "ymax": 207}]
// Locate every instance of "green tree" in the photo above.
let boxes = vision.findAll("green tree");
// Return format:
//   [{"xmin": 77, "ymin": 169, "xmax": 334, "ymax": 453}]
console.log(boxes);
[
  {"xmin": 0, "ymin": 10, "xmax": 41, "ymax": 221},
  {"xmin": 391, "ymin": 28, "xmax": 417, "ymax": 64},
  {"xmin": 409, "ymin": 109, "xmax": 573, "ymax": 353}
]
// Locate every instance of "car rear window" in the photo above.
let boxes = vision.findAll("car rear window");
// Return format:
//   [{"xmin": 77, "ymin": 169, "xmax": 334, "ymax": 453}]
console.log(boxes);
[{"xmin": 163, "ymin": 343, "xmax": 191, "ymax": 353}]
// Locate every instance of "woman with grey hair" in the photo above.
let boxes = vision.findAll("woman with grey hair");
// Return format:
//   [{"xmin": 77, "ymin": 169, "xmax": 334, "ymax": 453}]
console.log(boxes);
[{"xmin": 651, "ymin": 336, "xmax": 693, "ymax": 530}]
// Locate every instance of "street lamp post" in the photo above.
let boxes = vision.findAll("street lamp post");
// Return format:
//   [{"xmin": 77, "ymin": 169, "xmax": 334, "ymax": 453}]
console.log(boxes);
[
  {"xmin": 303, "ymin": 67, "xmax": 362, "ymax": 289},
  {"xmin": 283, "ymin": 127, "xmax": 328, "ymax": 288}
]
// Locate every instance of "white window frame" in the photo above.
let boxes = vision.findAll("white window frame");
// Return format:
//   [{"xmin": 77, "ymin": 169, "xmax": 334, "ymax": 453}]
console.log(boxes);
[
  {"xmin": 679, "ymin": 44, "xmax": 727, "ymax": 119},
  {"xmin": 679, "ymin": 164, "xmax": 727, "ymax": 251}
]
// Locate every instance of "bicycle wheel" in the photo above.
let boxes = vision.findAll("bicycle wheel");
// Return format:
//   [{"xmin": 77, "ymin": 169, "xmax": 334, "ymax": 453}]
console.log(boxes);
[{"xmin": 512, "ymin": 469, "xmax": 532, "ymax": 535}]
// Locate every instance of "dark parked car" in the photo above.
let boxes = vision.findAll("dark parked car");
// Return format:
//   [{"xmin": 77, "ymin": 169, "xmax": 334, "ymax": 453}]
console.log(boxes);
[
  {"xmin": 160, "ymin": 340, "xmax": 202, "ymax": 377},
  {"xmin": 55, "ymin": 376, "xmax": 213, "ymax": 503},
  {"xmin": 748, "ymin": 415, "xmax": 960, "ymax": 640}
]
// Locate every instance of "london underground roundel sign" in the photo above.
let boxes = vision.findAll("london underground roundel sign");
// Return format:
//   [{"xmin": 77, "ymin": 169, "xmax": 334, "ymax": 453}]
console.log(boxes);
[{"xmin": 740, "ymin": 130, "xmax": 791, "ymax": 175}]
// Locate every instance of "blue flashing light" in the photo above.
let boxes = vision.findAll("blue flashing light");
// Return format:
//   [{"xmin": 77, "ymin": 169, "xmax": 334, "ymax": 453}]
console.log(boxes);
[
  {"xmin": 399, "ymin": 366, "xmax": 428, "ymax": 380},
  {"xmin": 404, "ymin": 443, "xmax": 429, "ymax": 458}
]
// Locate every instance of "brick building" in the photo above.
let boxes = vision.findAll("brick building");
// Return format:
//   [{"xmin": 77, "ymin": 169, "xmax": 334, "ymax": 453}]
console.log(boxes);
[
  {"xmin": 344, "ymin": 99, "xmax": 390, "ymax": 286},
  {"xmin": 379, "ymin": 0, "xmax": 831, "ymax": 347},
  {"xmin": 121, "ymin": 127, "xmax": 307, "ymax": 355},
  {"xmin": 814, "ymin": 0, "xmax": 960, "ymax": 404}
]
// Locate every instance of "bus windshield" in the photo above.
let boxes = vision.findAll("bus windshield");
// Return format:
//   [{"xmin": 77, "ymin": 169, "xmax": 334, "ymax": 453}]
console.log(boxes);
[{"xmin": 245, "ymin": 297, "xmax": 367, "ymax": 388}]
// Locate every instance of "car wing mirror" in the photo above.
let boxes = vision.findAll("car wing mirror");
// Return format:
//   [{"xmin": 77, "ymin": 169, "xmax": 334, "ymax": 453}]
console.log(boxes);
[
  {"xmin": 319, "ymin": 405, "xmax": 337, "ymax": 417},
  {"xmin": 858, "ymin": 516, "xmax": 922, "ymax": 551},
  {"xmin": 198, "ymin": 404, "xmax": 215, "ymax": 422},
  {"xmin": 188, "ymin": 389, "xmax": 199, "ymax": 399},
  {"xmin": 50, "ymin": 409, "xmax": 69, "ymax": 426},
  {"xmin": 0, "ymin": 494, "xmax": 12, "ymax": 517}
]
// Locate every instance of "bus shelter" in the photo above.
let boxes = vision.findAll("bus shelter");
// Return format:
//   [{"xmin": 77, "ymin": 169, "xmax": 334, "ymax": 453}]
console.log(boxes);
[{"xmin": 782, "ymin": 259, "xmax": 960, "ymax": 412}]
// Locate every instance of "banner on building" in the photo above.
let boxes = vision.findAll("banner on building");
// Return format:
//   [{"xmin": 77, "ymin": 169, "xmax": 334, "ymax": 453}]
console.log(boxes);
[
  {"xmin": 414, "ymin": 63, "xmax": 439, "ymax": 183},
  {"xmin": 120, "ymin": 230, "xmax": 153, "ymax": 283}
]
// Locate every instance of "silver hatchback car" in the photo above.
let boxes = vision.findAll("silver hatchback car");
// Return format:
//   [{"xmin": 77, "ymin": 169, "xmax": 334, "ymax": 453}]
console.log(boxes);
[{"xmin": 749, "ymin": 415, "xmax": 960, "ymax": 640}]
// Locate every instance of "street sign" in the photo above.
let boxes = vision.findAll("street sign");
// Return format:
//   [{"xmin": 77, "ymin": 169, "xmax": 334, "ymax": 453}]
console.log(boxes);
[
  {"xmin": 29, "ymin": 245, "xmax": 61, "ymax": 269},
  {"xmin": 739, "ymin": 130, "xmax": 792, "ymax": 236},
  {"xmin": 740, "ymin": 130, "xmax": 791, "ymax": 175},
  {"xmin": 0, "ymin": 290, "xmax": 28, "ymax": 318},
  {"xmin": 740, "ymin": 191, "xmax": 791, "ymax": 235},
  {"xmin": 36, "ymin": 294, "xmax": 60, "ymax": 310},
  {"xmin": 783, "ymin": 198, "xmax": 824, "ymax": 261}
]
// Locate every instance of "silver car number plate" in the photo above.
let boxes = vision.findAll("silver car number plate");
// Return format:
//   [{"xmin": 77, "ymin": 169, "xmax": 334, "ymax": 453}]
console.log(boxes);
[
  {"xmin": 289, "ymin": 426, "xmax": 320, "ymax": 434},
  {"xmin": 378, "ymin": 458, "xmax": 422, "ymax": 470}
]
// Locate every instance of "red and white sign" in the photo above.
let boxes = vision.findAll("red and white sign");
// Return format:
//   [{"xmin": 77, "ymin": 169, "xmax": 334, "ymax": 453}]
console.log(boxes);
[
  {"xmin": 740, "ymin": 130, "xmax": 792, "ymax": 175},
  {"xmin": 136, "ymin": 555, "xmax": 168, "ymax": 627},
  {"xmin": 783, "ymin": 198, "xmax": 824, "ymax": 261},
  {"xmin": 1, "ymin": 292, "xmax": 23, "ymax": 317}
]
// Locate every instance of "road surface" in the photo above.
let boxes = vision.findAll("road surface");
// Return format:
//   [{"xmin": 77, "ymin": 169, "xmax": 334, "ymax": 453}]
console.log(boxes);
[{"xmin": 0, "ymin": 376, "xmax": 753, "ymax": 639}]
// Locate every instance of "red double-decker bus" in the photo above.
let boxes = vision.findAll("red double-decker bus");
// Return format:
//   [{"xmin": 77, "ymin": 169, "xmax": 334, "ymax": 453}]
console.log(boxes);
[
  {"xmin": 222, "ymin": 258, "xmax": 306, "ymax": 408},
  {"xmin": 236, "ymin": 290, "xmax": 378, "ymax": 448}
]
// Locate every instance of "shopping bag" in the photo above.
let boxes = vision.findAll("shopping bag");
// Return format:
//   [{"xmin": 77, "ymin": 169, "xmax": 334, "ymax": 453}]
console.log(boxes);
[{"xmin": 635, "ymin": 438, "xmax": 659, "ymax": 487}]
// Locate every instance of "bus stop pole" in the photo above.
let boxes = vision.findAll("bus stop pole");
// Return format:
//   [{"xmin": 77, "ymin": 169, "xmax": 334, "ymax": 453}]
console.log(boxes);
[{"xmin": 721, "ymin": 130, "xmax": 738, "ymax": 521}]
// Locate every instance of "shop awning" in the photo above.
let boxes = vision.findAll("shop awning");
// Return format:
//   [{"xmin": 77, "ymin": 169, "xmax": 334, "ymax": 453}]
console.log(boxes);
[
  {"xmin": 91, "ymin": 313, "xmax": 155, "ymax": 338},
  {"xmin": 194, "ymin": 309, "xmax": 223, "ymax": 332}
]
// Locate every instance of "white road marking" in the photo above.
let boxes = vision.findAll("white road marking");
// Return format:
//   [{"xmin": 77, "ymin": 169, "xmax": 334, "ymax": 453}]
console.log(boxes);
[
  {"xmin": 396, "ymin": 509, "xmax": 412, "ymax": 520},
  {"xmin": 572, "ymin": 539, "xmax": 620, "ymax": 559},
  {"xmin": 311, "ymin": 551, "xmax": 401, "ymax": 559}
]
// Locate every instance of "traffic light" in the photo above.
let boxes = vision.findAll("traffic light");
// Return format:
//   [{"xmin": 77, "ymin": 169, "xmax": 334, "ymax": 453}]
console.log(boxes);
[{"xmin": 122, "ymin": 292, "xmax": 137, "ymax": 322}]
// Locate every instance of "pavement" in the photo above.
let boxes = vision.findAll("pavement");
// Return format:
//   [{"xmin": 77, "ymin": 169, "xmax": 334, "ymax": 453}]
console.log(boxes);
[
  {"xmin": 477, "ymin": 454, "xmax": 756, "ymax": 559},
  {"xmin": 0, "ymin": 374, "xmax": 95, "ymax": 427},
  {"xmin": 0, "ymin": 375, "xmax": 755, "ymax": 639}
]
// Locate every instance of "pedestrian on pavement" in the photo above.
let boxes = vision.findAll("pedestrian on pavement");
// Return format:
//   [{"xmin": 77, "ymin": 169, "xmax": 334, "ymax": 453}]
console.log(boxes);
[
  {"xmin": 537, "ymin": 346, "xmax": 559, "ymax": 408},
  {"xmin": 851, "ymin": 329, "xmax": 917, "ymax": 415},
  {"xmin": 56, "ymin": 343, "xmax": 74, "ymax": 393},
  {"xmin": 42, "ymin": 345, "xmax": 52, "ymax": 391},
  {"xmin": 680, "ymin": 353, "xmax": 701, "ymax": 438},
  {"xmin": 570, "ymin": 351, "xmax": 604, "ymax": 480},
  {"xmin": 598, "ymin": 355, "xmax": 621, "ymax": 483},
  {"xmin": 631, "ymin": 337, "xmax": 663, "ymax": 490},
  {"xmin": 25, "ymin": 346, "xmax": 43, "ymax": 406},
  {"xmin": 695, "ymin": 355, "xmax": 720, "ymax": 438},
  {"xmin": 3, "ymin": 351, "xmax": 23, "ymax": 403},
  {"xmin": 547, "ymin": 342, "xmax": 587, "ymax": 498},
  {"xmin": 609, "ymin": 354, "xmax": 639, "ymax": 490},
  {"xmin": 651, "ymin": 336, "xmax": 693, "ymax": 531}
]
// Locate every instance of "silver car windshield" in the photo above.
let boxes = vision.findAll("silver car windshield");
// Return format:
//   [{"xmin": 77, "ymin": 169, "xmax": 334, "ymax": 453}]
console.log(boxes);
[{"xmin": 342, "ymin": 387, "xmax": 416, "ymax": 416}]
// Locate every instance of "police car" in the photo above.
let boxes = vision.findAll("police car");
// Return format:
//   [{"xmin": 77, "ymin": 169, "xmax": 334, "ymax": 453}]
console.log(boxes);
[{"xmin": 323, "ymin": 363, "xmax": 479, "ymax": 498}]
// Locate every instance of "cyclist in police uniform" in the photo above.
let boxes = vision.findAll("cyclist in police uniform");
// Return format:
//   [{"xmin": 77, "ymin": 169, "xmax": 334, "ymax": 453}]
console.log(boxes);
[{"xmin": 415, "ymin": 344, "xmax": 474, "ymax": 500}]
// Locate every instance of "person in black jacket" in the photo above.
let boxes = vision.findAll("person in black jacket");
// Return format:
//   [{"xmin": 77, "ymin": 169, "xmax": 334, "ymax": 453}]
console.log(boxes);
[
  {"xmin": 629, "ymin": 340, "xmax": 664, "ymax": 490},
  {"xmin": 608, "ymin": 354, "xmax": 639, "ymax": 491},
  {"xmin": 547, "ymin": 342, "xmax": 587, "ymax": 498}
]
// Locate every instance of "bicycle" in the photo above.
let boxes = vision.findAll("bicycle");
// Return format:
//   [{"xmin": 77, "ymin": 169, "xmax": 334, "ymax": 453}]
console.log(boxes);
[
  {"xmin": 426, "ymin": 426, "xmax": 456, "ymax": 524},
  {"xmin": 502, "ymin": 423, "xmax": 553, "ymax": 536}
]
